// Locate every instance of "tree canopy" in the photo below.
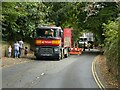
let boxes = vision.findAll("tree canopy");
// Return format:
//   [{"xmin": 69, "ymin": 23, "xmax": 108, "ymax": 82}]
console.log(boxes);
[{"xmin": 2, "ymin": 2, "xmax": 119, "ymax": 44}]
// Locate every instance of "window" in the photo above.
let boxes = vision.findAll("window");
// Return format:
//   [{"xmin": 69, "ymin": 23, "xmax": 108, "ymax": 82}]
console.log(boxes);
[{"xmin": 36, "ymin": 28, "xmax": 57, "ymax": 37}]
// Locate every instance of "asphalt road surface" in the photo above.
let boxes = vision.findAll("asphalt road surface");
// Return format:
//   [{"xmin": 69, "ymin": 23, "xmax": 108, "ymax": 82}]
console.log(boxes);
[{"xmin": 2, "ymin": 50, "xmax": 100, "ymax": 88}]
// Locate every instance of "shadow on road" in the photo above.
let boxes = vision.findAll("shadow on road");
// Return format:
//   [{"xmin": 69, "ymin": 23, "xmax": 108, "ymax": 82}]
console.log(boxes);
[
  {"xmin": 33, "ymin": 57, "xmax": 60, "ymax": 61},
  {"xmin": 26, "ymin": 49, "xmax": 102, "ymax": 61},
  {"xmin": 21, "ymin": 56, "xmax": 35, "ymax": 60}
]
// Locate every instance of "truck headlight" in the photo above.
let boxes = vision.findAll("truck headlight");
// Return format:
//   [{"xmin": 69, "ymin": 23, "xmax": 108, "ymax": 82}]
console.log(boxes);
[
  {"xmin": 35, "ymin": 47, "xmax": 39, "ymax": 52},
  {"xmin": 54, "ymin": 48, "xmax": 59, "ymax": 52}
]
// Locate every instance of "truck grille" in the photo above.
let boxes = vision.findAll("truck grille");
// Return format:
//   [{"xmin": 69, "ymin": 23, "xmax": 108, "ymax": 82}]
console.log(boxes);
[{"xmin": 40, "ymin": 47, "xmax": 53, "ymax": 54}]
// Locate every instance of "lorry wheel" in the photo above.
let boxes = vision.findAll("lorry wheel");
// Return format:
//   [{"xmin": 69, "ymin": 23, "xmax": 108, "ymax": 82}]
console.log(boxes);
[
  {"xmin": 61, "ymin": 50, "xmax": 64, "ymax": 59},
  {"xmin": 56, "ymin": 51, "xmax": 62, "ymax": 60},
  {"xmin": 64, "ymin": 53, "xmax": 68, "ymax": 58},
  {"xmin": 64, "ymin": 54, "xmax": 67, "ymax": 58},
  {"xmin": 36, "ymin": 57, "xmax": 39, "ymax": 60},
  {"xmin": 64, "ymin": 51, "xmax": 69, "ymax": 58}
]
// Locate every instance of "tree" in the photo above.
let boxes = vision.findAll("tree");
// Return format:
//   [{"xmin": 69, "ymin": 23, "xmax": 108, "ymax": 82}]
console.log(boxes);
[
  {"xmin": 2, "ymin": 2, "xmax": 50, "ymax": 42},
  {"xmin": 44, "ymin": 2, "xmax": 119, "ymax": 45},
  {"xmin": 2, "ymin": 2, "xmax": 26, "ymax": 41}
]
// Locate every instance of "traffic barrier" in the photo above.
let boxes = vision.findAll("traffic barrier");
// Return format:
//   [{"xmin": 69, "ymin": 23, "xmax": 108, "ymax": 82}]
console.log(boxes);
[{"xmin": 69, "ymin": 48, "xmax": 82, "ymax": 55}]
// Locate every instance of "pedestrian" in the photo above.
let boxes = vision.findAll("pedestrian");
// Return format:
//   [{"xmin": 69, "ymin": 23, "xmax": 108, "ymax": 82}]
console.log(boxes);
[
  {"xmin": 8, "ymin": 45, "xmax": 12, "ymax": 58},
  {"xmin": 24, "ymin": 47, "xmax": 28, "ymax": 56},
  {"xmin": 18, "ymin": 39, "xmax": 24, "ymax": 58},
  {"xmin": 83, "ymin": 41, "xmax": 85, "ymax": 51},
  {"xmin": 14, "ymin": 41, "xmax": 20, "ymax": 58},
  {"xmin": 87, "ymin": 43, "xmax": 91, "ymax": 51}
]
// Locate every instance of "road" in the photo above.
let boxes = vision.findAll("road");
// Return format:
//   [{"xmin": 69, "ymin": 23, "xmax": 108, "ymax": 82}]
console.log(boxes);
[{"xmin": 2, "ymin": 50, "xmax": 100, "ymax": 88}]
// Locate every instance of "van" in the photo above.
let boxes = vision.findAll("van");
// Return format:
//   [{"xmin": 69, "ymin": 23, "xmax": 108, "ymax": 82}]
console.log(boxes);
[{"xmin": 78, "ymin": 37, "xmax": 88, "ymax": 48}]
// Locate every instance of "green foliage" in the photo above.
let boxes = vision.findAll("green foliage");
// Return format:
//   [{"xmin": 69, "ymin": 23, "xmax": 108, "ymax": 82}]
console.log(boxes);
[
  {"xmin": 82, "ymin": 2, "xmax": 119, "ymax": 44},
  {"xmin": 102, "ymin": 2, "xmax": 120, "ymax": 82},
  {"xmin": 118, "ymin": 20, "xmax": 120, "ymax": 82},
  {"xmin": 103, "ymin": 21, "xmax": 118, "ymax": 47},
  {"xmin": 105, "ymin": 38, "xmax": 119, "ymax": 78},
  {"xmin": 2, "ymin": 2, "xmax": 50, "ymax": 42},
  {"xmin": 2, "ymin": 2, "xmax": 119, "ymax": 45},
  {"xmin": 103, "ymin": 20, "xmax": 119, "ymax": 79},
  {"xmin": 43, "ymin": 2, "xmax": 85, "ymax": 44}
]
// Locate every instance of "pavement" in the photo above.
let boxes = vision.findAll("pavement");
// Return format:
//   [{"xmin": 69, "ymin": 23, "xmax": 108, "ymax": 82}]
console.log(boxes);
[
  {"xmin": 1, "ymin": 53, "xmax": 35, "ymax": 68},
  {"xmin": 94, "ymin": 55, "xmax": 119, "ymax": 89}
]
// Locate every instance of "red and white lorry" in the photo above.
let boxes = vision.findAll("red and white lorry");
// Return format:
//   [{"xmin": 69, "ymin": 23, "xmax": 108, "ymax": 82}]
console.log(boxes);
[{"xmin": 34, "ymin": 26, "xmax": 72, "ymax": 60}]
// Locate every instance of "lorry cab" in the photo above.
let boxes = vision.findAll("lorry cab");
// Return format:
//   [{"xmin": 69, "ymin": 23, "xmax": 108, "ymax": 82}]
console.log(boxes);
[
  {"xmin": 34, "ymin": 26, "xmax": 63, "ymax": 60},
  {"xmin": 35, "ymin": 26, "xmax": 63, "ymax": 38}
]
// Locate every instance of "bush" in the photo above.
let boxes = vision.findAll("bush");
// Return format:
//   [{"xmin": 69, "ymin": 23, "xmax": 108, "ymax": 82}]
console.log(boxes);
[
  {"xmin": 104, "ymin": 39, "xmax": 119, "ymax": 78},
  {"xmin": 103, "ymin": 20, "xmax": 119, "ymax": 82}
]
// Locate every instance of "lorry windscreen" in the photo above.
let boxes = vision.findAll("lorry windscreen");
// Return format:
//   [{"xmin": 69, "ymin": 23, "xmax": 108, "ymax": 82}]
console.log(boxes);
[{"xmin": 36, "ymin": 28, "xmax": 58, "ymax": 37}]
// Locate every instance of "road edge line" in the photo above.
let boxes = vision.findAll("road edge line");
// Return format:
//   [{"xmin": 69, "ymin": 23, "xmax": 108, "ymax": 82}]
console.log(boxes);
[{"xmin": 92, "ymin": 56, "xmax": 106, "ymax": 90}]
